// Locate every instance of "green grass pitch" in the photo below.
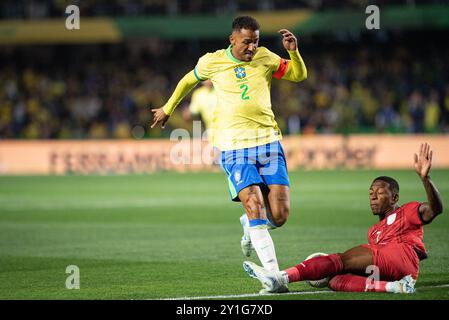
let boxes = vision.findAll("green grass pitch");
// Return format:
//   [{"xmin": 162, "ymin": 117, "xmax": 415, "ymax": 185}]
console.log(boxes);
[{"xmin": 0, "ymin": 170, "xmax": 448, "ymax": 300}]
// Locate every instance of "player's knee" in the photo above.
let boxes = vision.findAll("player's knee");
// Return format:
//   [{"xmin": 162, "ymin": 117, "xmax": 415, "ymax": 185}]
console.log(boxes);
[
  {"xmin": 272, "ymin": 216, "xmax": 287, "ymax": 227},
  {"xmin": 271, "ymin": 205, "xmax": 289, "ymax": 226},
  {"xmin": 271, "ymin": 210, "xmax": 288, "ymax": 226}
]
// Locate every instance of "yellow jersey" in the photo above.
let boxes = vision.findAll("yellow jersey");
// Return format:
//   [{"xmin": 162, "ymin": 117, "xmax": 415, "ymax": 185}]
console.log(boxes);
[{"xmin": 194, "ymin": 46, "xmax": 287, "ymax": 151}]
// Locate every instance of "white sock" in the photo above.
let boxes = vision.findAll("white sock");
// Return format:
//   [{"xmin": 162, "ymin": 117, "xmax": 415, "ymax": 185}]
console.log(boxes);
[
  {"xmin": 249, "ymin": 225, "xmax": 279, "ymax": 272},
  {"xmin": 240, "ymin": 214, "xmax": 250, "ymax": 240},
  {"xmin": 280, "ymin": 271, "xmax": 290, "ymax": 284}
]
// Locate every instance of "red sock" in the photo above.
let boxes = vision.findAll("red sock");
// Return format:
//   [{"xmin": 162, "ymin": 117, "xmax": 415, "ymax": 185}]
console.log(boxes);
[
  {"xmin": 328, "ymin": 274, "xmax": 388, "ymax": 292},
  {"xmin": 285, "ymin": 254, "xmax": 343, "ymax": 283}
]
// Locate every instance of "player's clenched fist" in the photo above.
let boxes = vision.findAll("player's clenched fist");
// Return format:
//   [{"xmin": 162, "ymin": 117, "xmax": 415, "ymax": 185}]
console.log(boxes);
[
  {"xmin": 151, "ymin": 107, "xmax": 170, "ymax": 129},
  {"xmin": 278, "ymin": 29, "xmax": 298, "ymax": 51}
]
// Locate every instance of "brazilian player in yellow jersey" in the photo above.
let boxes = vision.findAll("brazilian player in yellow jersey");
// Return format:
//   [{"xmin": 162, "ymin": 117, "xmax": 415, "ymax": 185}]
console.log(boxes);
[{"xmin": 151, "ymin": 16, "xmax": 307, "ymax": 294}]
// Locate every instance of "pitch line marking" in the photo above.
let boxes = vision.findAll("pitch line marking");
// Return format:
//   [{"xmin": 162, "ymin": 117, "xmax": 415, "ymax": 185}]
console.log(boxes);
[
  {"xmin": 161, "ymin": 290, "xmax": 333, "ymax": 300},
  {"xmin": 159, "ymin": 283, "xmax": 449, "ymax": 300}
]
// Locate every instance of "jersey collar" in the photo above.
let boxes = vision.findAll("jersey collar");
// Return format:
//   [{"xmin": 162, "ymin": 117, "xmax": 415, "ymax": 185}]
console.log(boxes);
[{"xmin": 226, "ymin": 45, "xmax": 243, "ymax": 63}]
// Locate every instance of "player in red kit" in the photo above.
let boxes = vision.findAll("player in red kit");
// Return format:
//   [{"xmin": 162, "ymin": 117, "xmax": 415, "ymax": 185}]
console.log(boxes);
[{"xmin": 243, "ymin": 143, "xmax": 443, "ymax": 293}]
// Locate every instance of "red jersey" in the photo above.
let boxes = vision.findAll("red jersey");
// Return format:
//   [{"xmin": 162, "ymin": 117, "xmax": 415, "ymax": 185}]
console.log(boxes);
[{"xmin": 367, "ymin": 201, "xmax": 428, "ymax": 260}]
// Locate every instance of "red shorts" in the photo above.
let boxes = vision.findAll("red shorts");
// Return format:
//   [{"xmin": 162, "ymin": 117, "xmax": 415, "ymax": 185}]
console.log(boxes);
[{"xmin": 361, "ymin": 243, "xmax": 420, "ymax": 280}]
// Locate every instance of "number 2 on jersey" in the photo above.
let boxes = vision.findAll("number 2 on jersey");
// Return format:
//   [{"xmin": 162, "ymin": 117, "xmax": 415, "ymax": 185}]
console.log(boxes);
[{"xmin": 240, "ymin": 84, "xmax": 250, "ymax": 100}]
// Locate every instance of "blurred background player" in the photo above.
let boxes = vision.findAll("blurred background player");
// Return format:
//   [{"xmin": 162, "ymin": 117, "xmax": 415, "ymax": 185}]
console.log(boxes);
[
  {"xmin": 182, "ymin": 79, "xmax": 220, "ymax": 166},
  {"xmin": 243, "ymin": 143, "xmax": 443, "ymax": 294},
  {"xmin": 151, "ymin": 16, "xmax": 307, "ymax": 293},
  {"xmin": 182, "ymin": 80, "xmax": 216, "ymax": 137}
]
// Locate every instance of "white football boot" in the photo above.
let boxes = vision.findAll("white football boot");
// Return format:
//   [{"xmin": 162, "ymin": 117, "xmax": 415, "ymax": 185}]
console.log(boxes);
[
  {"xmin": 394, "ymin": 275, "xmax": 416, "ymax": 294},
  {"xmin": 240, "ymin": 214, "xmax": 254, "ymax": 257},
  {"xmin": 243, "ymin": 261, "xmax": 288, "ymax": 294}
]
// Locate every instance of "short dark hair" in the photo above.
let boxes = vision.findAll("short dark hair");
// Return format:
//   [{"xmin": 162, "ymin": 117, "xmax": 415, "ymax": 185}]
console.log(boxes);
[
  {"xmin": 232, "ymin": 16, "xmax": 260, "ymax": 32},
  {"xmin": 373, "ymin": 176, "xmax": 399, "ymax": 195}
]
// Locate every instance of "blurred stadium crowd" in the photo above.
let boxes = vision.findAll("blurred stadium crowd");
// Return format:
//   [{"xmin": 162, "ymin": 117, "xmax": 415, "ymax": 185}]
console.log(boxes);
[
  {"xmin": 2, "ymin": 0, "xmax": 447, "ymax": 18},
  {"xmin": 0, "ymin": 1, "xmax": 448, "ymax": 139},
  {"xmin": 1, "ymin": 31, "xmax": 448, "ymax": 139}
]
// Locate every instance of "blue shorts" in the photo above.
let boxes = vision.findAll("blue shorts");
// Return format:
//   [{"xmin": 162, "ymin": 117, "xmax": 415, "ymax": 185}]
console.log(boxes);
[{"xmin": 219, "ymin": 141, "xmax": 290, "ymax": 202}]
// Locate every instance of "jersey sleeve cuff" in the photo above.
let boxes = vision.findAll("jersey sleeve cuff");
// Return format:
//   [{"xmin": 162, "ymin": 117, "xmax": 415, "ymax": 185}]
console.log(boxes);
[
  {"xmin": 194, "ymin": 68, "xmax": 205, "ymax": 81},
  {"xmin": 417, "ymin": 203, "xmax": 433, "ymax": 225},
  {"xmin": 162, "ymin": 104, "xmax": 173, "ymax": 116}
]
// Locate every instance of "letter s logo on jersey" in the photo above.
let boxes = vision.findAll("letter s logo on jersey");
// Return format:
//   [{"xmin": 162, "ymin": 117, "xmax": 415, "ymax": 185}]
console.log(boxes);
[{"xmin": 387, "ymin": 213, "xmax": 397, "ymax": 225}]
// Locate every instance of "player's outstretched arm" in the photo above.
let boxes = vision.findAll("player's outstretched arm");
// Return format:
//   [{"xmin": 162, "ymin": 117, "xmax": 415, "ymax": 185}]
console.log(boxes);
[
  {"xmin": 414, "ymin": 143, "xmax": 443, "ymax": 223},
  {"xmin": 278, "ymin": 29, "xmax": 307, "ymax": 82},
  {"xmin": 150, "ymin": 70, "xmax": 200, "ymax": 129}
]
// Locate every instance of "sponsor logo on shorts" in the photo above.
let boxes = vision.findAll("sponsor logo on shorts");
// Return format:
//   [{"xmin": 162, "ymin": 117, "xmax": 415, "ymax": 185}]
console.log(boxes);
[{"xmin": 234, "ymin": 171, "xmax": 242, "ymax": 185}]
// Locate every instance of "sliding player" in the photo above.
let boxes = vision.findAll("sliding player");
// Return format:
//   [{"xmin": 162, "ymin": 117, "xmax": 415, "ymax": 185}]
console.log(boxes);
[{"xmin": 244, "ymin": 143, "xmax": 443, "ymax": 293}]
